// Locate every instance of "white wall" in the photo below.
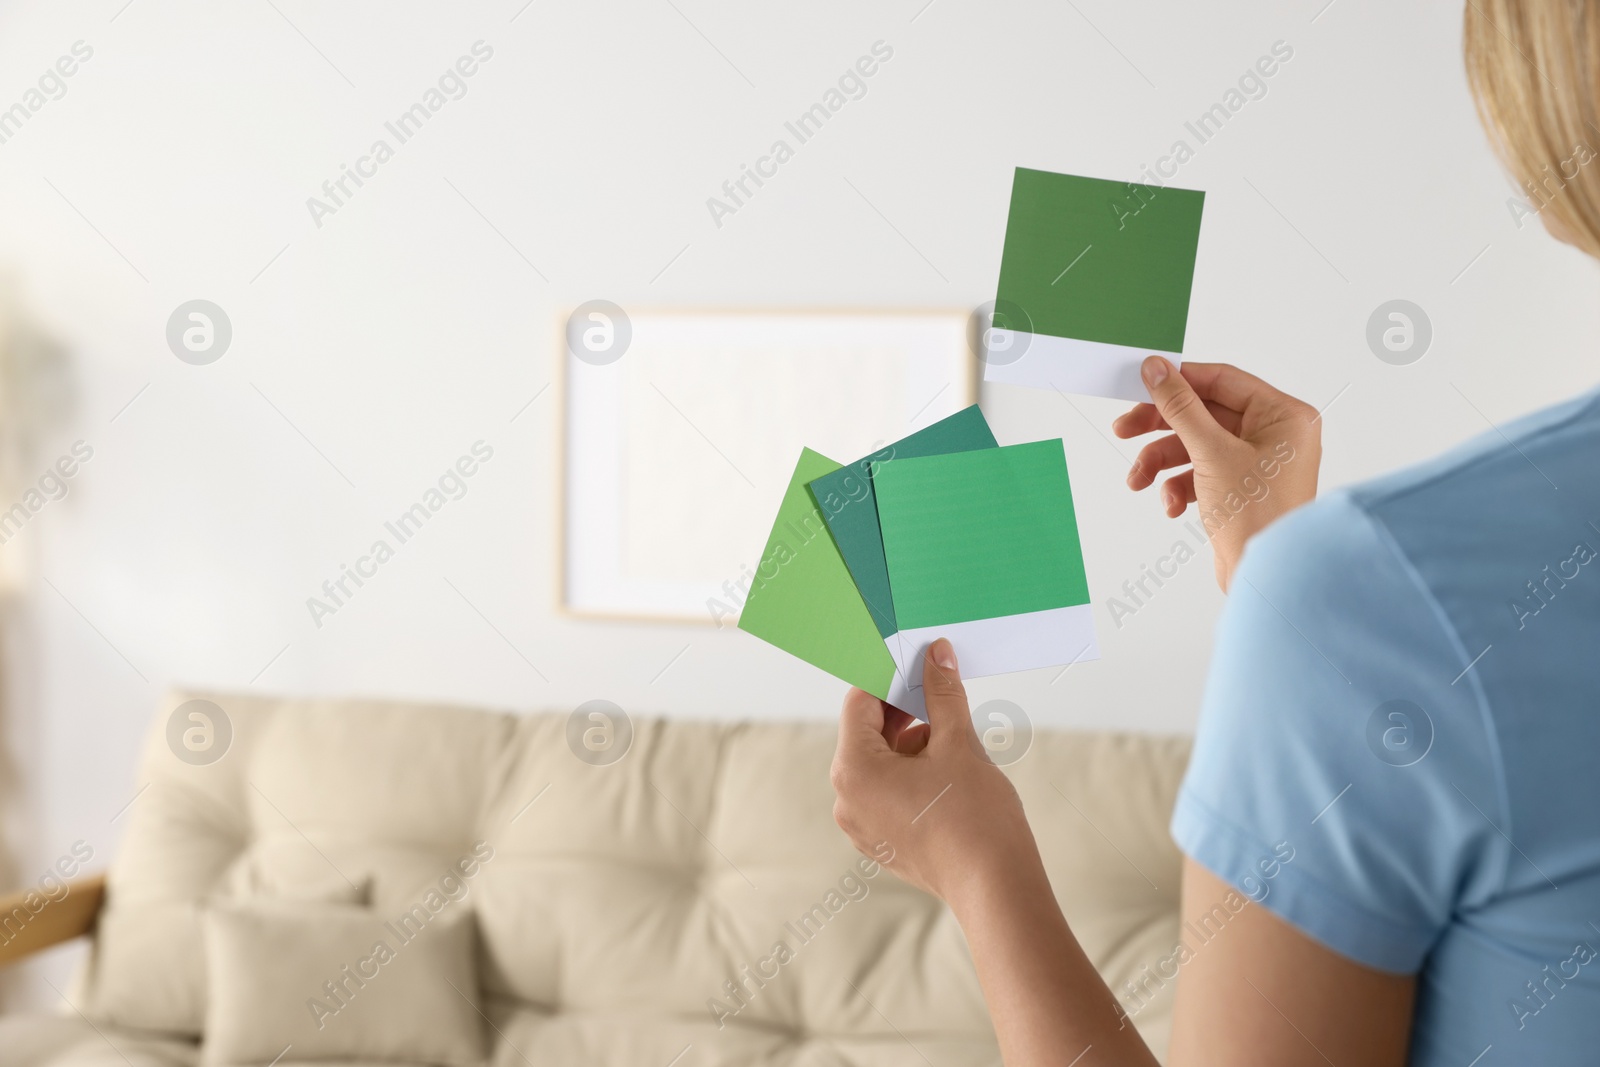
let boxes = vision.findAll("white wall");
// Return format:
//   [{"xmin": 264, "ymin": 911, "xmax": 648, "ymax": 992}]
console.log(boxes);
[{"xmin": 0, "ymin": 0, "xmax": 1595, "ymax": 1004}]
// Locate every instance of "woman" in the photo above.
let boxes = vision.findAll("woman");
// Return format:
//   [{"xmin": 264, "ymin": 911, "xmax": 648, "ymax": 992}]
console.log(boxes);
[{"xmin": 830, "ymin": 4, "xmax": 1600, "ymax": 1064}]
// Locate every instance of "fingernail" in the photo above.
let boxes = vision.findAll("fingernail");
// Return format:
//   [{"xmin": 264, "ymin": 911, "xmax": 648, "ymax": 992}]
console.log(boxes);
[
  {"xmin": 1126, "ymin": 464, "xmax": 1140, "ymax": 488},
  {"xmin": 933, "ymin": 640, "xmax": 958, "ymax": 671},
  {"xmin": 1142, "ymin": 356, "xmax": 1169, "ymax": 387}
]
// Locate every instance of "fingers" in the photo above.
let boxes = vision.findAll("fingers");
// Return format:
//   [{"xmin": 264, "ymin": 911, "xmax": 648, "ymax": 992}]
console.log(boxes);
[
  {"xmin": 1177, "ymin": 361, "xmax": 1294, "ymax": 415},
  {"xmin": 1161, "ymin": 470, "xmax": 1196, "ymax": 517},
  {"xmin": 921, "ymin": 639, "xmax": 976, "ymax": 749},
  {"xmin": 890, "ymin": 719, "xmax": 931, "ymax": 755},
  {"xmin": 883, "ymin": 707, "xmax": 930, "ymax": 755},
  {"xmin": 1127, "ymin": 434, "xmax": 1189, "ymax": 491},
  {"xmin": 837, "ymin": 688, "xmax": 891, "ymax": 765},
  {"xmin": 1112, "ymin": 398, "xmax": 1243, "ymax": 440},
  {"xmin": 1114, "ymin": 359, "xmax": 1306, "ymax": 440},
  {"xmin": 1112, "ymin": 402, "xmax": 1162, "ymax": 439},
  {"xmin": 1142, "ymin": 357, "xmax": 1227, "ymax": 456}
]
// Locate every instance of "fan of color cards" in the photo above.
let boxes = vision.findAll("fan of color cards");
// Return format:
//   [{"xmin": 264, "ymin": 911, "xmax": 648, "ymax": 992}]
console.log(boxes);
[
  {"xmin": 737, "ymin": 406, "xmax": 1096, "ymax": 721},
  {"xmin": 735, "ymin": 167, "xmax": 1207, "ymax": 716},
  {"xmin": 984, "ymin": 167, "xmax": 1206, "ymax": 403}
]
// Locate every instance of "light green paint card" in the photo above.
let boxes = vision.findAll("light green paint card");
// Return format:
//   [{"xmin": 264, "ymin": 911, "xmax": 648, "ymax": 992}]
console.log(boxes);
[
  {"xmin": 738, "ymin": 448, "xmax": 897, "ymax": 701},
  {"xmin": 985, "ymin": 167, "xmax": 1205, "ymax": 403},
  {"xmin": 872, "ymin": 439, "xmax": 1098, "ymax": 699}
]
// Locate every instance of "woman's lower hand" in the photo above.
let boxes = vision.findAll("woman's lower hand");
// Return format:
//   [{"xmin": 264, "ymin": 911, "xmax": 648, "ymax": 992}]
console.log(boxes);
[
  {"xmin": 1114, "ymin": 356, "xmax": 1323, "ymax": 591},
  {"xmin": 830, "ymin": 638, "xmax": 1042, "ymax": 910}
]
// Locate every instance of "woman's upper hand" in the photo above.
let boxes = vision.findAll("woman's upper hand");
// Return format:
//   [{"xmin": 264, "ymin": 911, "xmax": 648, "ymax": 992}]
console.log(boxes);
[
  {"xmin": 830, "ymin": 639, "xmax": 1042, "ymax": 910},
  {"xmin": 1114, "ymin": 356, "xmax": 1323, "ymax": 592}
]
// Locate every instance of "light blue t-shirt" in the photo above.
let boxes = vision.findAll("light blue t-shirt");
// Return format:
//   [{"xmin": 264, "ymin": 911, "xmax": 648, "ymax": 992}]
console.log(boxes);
[{"xmin": 1173, "ymin": 386, "xmax": 1600, "ymax": 1065}]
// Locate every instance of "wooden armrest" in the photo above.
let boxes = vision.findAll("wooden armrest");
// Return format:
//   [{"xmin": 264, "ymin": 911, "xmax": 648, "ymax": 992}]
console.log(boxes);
[{"xmin": 0, "ymin": 873, "xmax": 106, "ymax": 967}]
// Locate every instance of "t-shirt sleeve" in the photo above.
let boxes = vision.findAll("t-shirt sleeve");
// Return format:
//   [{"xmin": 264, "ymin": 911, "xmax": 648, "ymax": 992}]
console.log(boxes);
[{"xmin": 1171, "ymin": 491, "xmax": 1509, "ymax": 974}]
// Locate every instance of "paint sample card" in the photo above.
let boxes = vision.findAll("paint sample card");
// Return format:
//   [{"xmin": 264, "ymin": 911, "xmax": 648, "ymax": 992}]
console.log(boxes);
[
  {"xmin": 806, "ymin": 405, "xmax": 999, "ymax": 640},
  {"xmin": 873, "ymin": 440, "xmax": 1098, "ymax": 701},
  {"xmin": 985, "ymin": 167, "xmax": 1205, "ymax": 402},
  {"xmin": 737, "ymin": 448, "xmax": 898, "ymax": 702}
]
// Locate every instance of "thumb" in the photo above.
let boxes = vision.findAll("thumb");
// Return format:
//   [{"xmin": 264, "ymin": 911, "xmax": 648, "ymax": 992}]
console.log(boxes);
[
  {"xmin": 1143, "ymin": 356, "xmax": 1224, "ymax": 454},
  {"xmin": 921, "ymin": 639, "xmax": 978, "ymax": 749}
]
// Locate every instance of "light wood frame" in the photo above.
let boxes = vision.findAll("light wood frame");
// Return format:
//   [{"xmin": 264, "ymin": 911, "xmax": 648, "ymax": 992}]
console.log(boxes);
[{"xmin": 0, "ymin": 873, "xmax": 105, "ymax": 967}]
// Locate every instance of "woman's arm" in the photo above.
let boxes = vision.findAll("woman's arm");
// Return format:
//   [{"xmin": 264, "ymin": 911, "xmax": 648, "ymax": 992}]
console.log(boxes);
[
  {"xmin": 1169, "ymin": 860, "xmax": 1415, "ymax": 1065},
  {"xmin": 831, "ymin": 651, "xmax": 1160, "ymax": 1066},
  {"xmin": 949, "ymin": 831, "xmax": 1156, "ymax": 1066},
  {"xmin": 833, "ymin": 647, "xmax": 1417, "ymax": 1066}
]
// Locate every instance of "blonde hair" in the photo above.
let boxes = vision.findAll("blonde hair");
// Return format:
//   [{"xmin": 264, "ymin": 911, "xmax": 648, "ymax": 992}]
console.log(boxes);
[{"xmin": 1465, "ymin": 0, "xmax": 1600, "ymax": 255}]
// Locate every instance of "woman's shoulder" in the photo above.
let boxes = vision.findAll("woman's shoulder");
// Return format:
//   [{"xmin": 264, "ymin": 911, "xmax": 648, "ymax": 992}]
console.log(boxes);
[
  {"xmin": 1184, "ymin": 387, "xmax": 1600, "ymax": 978},
  {"xmin": 1351, "ymin": 385, "xmax": 1600, "ymax": 516},
  {"xmin": 1243, "ymin": 384, "xmax": 1600, "ymax": 606}
]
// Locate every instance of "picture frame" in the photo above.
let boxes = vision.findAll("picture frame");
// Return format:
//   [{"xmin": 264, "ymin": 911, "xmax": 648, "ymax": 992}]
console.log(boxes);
[{"xmin": 559, "ymin": 308, "xmax": 978, "ymax": 625}]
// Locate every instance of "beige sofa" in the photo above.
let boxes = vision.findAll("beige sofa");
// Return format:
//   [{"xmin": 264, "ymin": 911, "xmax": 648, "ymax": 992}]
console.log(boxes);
[{"xmin": 0, "ymin": 691, "xmax": 1190, "ymax": 1066}]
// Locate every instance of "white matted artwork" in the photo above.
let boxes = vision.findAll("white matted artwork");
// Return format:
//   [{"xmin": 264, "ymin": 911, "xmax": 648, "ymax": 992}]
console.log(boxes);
[{"xmin": 562, "ymin": 310, "xmax": 975, "ymax": 623}]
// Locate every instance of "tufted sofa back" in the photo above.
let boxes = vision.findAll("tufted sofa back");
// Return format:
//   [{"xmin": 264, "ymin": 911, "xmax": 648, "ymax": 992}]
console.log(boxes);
[{"xmin": 80, "ymin": 691, "xmax": 1190, "ymax": 1065}]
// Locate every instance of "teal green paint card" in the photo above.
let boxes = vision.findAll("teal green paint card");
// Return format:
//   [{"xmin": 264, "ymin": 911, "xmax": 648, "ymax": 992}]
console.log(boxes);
[
  {"xmin": 805, "ymin": 405, "xmax": 998, "ymax": 640},
  {"xmin": 985, "ymin": 167, "xmax": 1205, "ymax": 403}
]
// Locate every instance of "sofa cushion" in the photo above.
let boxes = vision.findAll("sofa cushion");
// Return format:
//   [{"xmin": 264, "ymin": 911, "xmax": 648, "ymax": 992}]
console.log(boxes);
[
  {"xmin": 0, "ymin": 1014, "xmax": 197, "ymax": 1067},
  {"xmin": 80, "ymin": 695, "xmax": 514, "ymax": 1035},
  {"xmin": 482, "ymin": 997, "xmax": 1007, "ymax": 1067},
  {"xmin": 0, "ymin": 1013, "xmax": 422, "ymax": 1067},
  {"xmin": 201, "ymin": 899, "xmax": 483, "ymax": 1066},
  {"xmin": 78, "ymin": 691, "xmax": 1189, "ymax": 1062},
  {"xmin": 219, "ymin": 860, "xmax": 371, "ymax": 905}
]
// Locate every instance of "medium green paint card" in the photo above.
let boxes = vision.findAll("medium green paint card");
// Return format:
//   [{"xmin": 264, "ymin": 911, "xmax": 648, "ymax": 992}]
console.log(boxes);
[
  {"xmin": 985, "ymin": 167, "xmax": 1205, "ymax": 403},
  {"xmin": 805, "ymin": 405, "xmax": 998, "ymax": 641},
  {"xmin": 872, "ymin": 439, "xmax": 1099, "ymax": 694},
  {"xmin": 737, "ymin": 448, "xmax": 897, "ymax": 701}
]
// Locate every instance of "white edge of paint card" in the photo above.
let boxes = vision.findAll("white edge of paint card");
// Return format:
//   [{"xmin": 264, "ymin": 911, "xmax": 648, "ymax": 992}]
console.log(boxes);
[
  {"xmin": 884, "ymin": 605, "xmax": 1100, "ymax": 722},
  {"xmin": 983, "ymin": 328, "xmax": 1178, "ymax": 404},
  {"xmin": 884, "ymin": 668, "xmax": 927, "ymax": 722}
]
